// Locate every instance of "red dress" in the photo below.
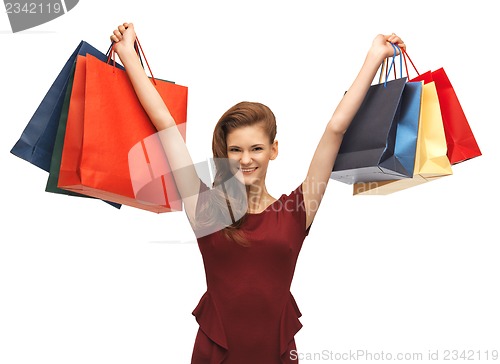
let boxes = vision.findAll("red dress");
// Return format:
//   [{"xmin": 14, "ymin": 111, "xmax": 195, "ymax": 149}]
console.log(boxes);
[{"xmin": 191, "ymin": 183, "xmax": 310, "ymax": 364}]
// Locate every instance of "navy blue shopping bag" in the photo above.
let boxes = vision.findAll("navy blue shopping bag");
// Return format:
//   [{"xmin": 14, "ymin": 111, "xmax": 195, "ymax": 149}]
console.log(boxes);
[
  {"xmin": 10, "ymin": 41, "xmax": 122, "ymax": 172},
  {"xmin": 11, "ymin": 41, "xmax": 124, "ymax": 209},
  {"xmin": 331, "ymin": 45, "xmax": 422, "ymax": 184}
]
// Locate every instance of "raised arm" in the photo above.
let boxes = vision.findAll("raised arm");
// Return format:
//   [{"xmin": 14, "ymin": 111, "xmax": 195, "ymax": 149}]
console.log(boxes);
[
  {"xmin": 301, "ymin": 33, "xmax": 406, "ymax": 229},
  {"xmin": 110, "ymin": 23, "xmax": 201, "ymax": 222}
]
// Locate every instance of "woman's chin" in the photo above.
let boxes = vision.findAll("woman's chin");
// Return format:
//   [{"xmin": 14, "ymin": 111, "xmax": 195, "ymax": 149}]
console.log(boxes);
[{"xmin": 242, "ymin": 174, "xmax": 263, "ymax": 186}]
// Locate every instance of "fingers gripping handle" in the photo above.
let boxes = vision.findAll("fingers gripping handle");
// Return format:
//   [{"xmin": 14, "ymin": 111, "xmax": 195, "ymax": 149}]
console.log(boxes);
[{"xmin": 108, "ymin": 33, "xmax": 158, "ymax": 86}]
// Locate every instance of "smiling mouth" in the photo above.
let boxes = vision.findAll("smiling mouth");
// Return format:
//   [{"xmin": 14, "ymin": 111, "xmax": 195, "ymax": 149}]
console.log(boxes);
[{"xmin": 240, "ymin": 167, "xmax": 258, "ymax": 174}]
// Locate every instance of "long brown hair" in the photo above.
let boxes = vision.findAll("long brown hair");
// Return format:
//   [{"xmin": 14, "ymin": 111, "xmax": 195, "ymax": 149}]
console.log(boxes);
[{"xmin": 197, "ymin": 101, "xmax": 277, "ymax": 246}]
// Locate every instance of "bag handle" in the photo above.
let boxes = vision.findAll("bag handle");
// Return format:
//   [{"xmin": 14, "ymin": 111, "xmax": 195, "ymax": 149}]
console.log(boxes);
[
  {"xmin": 108, "ymin": 36, "xmax": 158, "ymax": 85},
  {"xmin": 401, "ymin": 48, "xmax": 420, "ymax": 78},
  {"xmin": 133, "ymin": 37, "xmax": 157, "ymax": 85},
  {"xmin": 105, "ymin": 42, "xmax": 143, "ymax": 68},
  {"xmin": 389, "ymin": 43, "xmax": 403, "ymax": 80},
  {"xmin": 378, "ymin": 58, "xmax": 389, "ymax": 84},
  {"xmin": 381, "ymin": 46, "xmax": 421, "ymax": 82},
  {"xmin": 379, "ymin": 43, "xmax": 402, "ymax": 87}
]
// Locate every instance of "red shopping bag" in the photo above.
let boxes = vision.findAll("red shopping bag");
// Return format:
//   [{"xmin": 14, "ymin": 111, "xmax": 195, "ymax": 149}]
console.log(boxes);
[
  {"xmin": 403, "ymin": 50, "xmax": 481, "ymax": 164},
  {"xmin": 58, "ymin": 42, "xmax": 187, "ymax": 213}
]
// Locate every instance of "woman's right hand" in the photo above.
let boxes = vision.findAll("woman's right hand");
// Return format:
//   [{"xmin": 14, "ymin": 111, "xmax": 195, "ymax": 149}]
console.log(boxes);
[
  {"xmin": 369, "ymin": 33, "xmax": 406, "ymax": 61},
  {"xmin": 110, "ymin": 22, "xmax": 136, "ymax": 55}
]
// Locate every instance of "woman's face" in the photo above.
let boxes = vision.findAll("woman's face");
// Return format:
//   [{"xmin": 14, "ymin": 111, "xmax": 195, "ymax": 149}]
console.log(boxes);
[{"xmin": 226, "ymin": 124, "xmax": 278, "ymax": 187}]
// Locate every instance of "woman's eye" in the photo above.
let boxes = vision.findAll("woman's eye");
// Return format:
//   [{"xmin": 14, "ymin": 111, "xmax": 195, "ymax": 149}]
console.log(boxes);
[
  {"xmin": 253, "ymin": 147, "xmax": 263, "ymax": 151},
  {"xmin": 229, "ymin": 148, "xmax": 240, "ymax": 152}
]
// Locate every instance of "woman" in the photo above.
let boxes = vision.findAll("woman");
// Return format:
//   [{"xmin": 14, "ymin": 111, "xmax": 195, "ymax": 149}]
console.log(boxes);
[{"xmin": 111, "ymin": 23, "xmax": 405, "ymax": 364}]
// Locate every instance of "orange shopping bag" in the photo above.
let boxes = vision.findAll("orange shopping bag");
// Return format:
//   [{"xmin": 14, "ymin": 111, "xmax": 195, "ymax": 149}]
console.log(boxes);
[{"xmin": 58, "ymin": 41, "xmax": 187, "ymax": 213}]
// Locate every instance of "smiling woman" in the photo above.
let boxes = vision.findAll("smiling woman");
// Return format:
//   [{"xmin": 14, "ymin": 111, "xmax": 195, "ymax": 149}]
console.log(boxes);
[
  {"xmin": 193, "ymin": 102, "xmax": 280, "ymax": 246},
  {"xmin": 110, "ymin": 21, "xmax": 406, "ymax": 364},
  {"xmin": 219, "ymin": 102, "xmax": 279, "ymax": 211}
]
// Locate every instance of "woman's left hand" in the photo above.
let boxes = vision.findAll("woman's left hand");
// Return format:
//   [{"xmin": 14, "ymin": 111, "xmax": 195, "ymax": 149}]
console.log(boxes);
[{"xmin": 370, "ymin": 33, "xmax": 406, "ymax": 59}]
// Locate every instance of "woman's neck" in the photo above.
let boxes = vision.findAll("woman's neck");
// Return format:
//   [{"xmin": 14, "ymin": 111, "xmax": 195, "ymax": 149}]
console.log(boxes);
[{"xmin": 246, "ymin": 183, "xmax": 275, "ymax": 213}]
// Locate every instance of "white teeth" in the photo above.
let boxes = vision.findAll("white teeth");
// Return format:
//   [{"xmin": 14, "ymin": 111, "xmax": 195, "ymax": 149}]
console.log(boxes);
[{"xmin": 241, "ymin": 168, "xmax": 256, "ymax": 172}]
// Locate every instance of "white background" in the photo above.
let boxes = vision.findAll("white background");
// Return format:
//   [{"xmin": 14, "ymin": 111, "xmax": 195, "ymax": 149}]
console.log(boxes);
[{"xmin": 1, "ymin": 1, "xmax": 499, "ymax": 363}]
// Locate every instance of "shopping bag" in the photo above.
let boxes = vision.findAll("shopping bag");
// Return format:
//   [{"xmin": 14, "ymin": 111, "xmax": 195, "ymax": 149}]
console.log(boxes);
[
  {"xmin": 353, "ymin": 80, "xmax": 453, "ymax": 195},
  {"xmin": 404, "ymin": 50, "xmax": 481, "ymax": 164},
  {"xmin": 58, "ymin": 42, "xmax": 188, "ymax": 213},
  {"xmin": 10, "ymin": 41, "xmax": 121, "ymax": 171},
  {"xmin": 331, "ymin": 45, "xmax": 422, "ymax": 184},
  {"xmin": 45, "ymin": 60, "xmax": 121, "ymax": 208}
]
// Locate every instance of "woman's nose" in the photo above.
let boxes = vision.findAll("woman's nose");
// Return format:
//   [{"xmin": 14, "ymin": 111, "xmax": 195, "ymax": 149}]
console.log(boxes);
[{"xmin": 240, "ymin": 151, "xmax": 252, "ymax": 165}]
